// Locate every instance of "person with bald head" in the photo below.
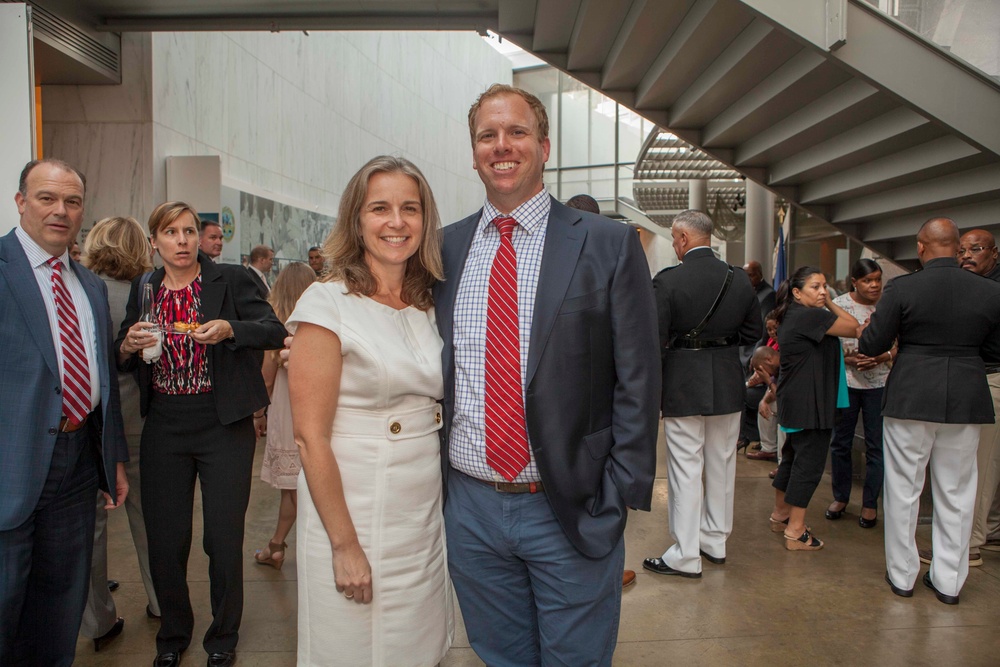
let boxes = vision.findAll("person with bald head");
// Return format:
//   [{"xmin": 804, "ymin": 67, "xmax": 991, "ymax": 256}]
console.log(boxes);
[
  {"xmin": 948, "ymin": 228, "xmax": 1000, "ymax": 569},
  {"xmin": 860, "ymin": 217, "xmax": 1000, "ymax": 604}
]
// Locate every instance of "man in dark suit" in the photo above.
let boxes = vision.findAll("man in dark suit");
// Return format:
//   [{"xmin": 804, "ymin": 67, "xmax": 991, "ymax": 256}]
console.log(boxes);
[
  {"xmin": 246, "ymin": 244, "xmax": 273, "ymax": 298},
  {"xmin": 0, "ymin": 158, "xmax": 128, "ymax": 665},
  {"xmin": 643, "ymin": 211, "xmax": 761, "ymax": 577},
  {"xmin": 861, "ymin": 218, "xmax": 1000, "ymax": 604},
  {"xmin": 434, "ymin": 84, "xmax": 660, "ymax": 666},
  {"xmin": 737, "ymin": 259, "xmax": 777, "ymax": 448}
]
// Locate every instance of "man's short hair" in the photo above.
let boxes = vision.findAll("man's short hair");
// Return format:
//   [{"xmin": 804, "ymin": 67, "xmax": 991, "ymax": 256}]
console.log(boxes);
[
  {"xmin": 672, "ymin": 210, "xmax": 713, "ymax": 238},
  {"xmin": 200, "ymin": 219, "xmax": 222, "ymax": 236},
  {"xmin": 308, "ymin": 246, "xmax": 322, "ymax": 253},
  {"xmin": 565, "ymin": 194, "xmax": 600, "ymax": 215},
  {"xmin": 249, "ymin": 245, "xmax": 273, "ymax": 262},
  {"xmin": 468, "ymin": 84, "xmax": 549, "ymax": 146},
  {"xmin": 19, "ymin": 158, "xmax": 87, "ymax": 196}
]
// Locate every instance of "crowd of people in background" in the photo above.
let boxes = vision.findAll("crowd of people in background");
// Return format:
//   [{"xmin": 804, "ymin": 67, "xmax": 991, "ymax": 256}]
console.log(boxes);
[{"xmin": 2, "ymin": 82, "xmax": 999, "ymax": 667}]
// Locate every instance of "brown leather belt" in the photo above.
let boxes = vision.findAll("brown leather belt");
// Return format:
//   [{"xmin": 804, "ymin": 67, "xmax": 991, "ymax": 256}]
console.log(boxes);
[
  {"xmin": 59, "ymin": 415, "xmax": 89, "ymax": 433},
  {"xmin": 459, "ymin": 470, "xmax": 544, "ymax": 494},
  {"xmin": 466, "ymin": 475, "xmax": 545, "ymax": 493}
]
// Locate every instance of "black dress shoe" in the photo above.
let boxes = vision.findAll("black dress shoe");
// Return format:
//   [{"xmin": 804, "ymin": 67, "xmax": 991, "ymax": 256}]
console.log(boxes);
[
  {"xmin": 859, "ymin": 515, "xmax": 878, "ymax": 529},
  {"xmin": 153, "ymin": 652, "xmax": 181, "ymax": 667},
  {"xmin": 884, "ymin": 572, "xmax": 913, "ymax": 598},
  {"xmin": 207, "ymin": 650, "xmax": 236, "ymax": 666},
  {"xmin": 923, "ymin": 572, "xmax": 959, "ymax": 605},
  {"xmin": 146, "ymin": 604, "xmax": 161, "ymax": 620},
  {"xmin": 642, "ymin": 557, "xmax": 701, "ymax": 578},
  {"xmin": 93, "ymin": 617, "xmax": 124, "ymax": 651},
  {"xmin": 699, "ymin": 549, "xmax": 725, "ymax": 565},
  {"xmin": 825, "ymin": 507, "xmax": 845, "ymax": 520},
  {"xmin": 107, "ymin": 579, "xmax": 120, "ymax": 592}
]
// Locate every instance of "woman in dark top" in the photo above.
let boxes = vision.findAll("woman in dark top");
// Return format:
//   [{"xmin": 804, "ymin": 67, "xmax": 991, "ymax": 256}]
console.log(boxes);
[
  {"xmin": 116, "ymin": 201, "xmax": 286, "ymax": 667},
  {"xmin": 769, "ymin": 266, "xmax": 859, "ymax": 551}
]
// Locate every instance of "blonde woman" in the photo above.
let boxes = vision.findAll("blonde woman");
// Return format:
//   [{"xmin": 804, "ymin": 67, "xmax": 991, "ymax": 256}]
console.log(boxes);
[
  {"xmin": 253, "ymin": 262, "xmax": 316, "ymax": 569},
  {"xmin": 81, "ymin": 217, "xmax": 158, "ymax": 647},
  {"xmin": 287, "ymin": 156, "xmax": 452, "ymax": 666}
]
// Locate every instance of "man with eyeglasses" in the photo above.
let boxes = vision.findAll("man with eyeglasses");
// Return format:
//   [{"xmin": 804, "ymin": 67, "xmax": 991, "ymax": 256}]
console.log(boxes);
[{"xmin": 958, "ymin": 230, "xmax": 1000, "ymax": 281}]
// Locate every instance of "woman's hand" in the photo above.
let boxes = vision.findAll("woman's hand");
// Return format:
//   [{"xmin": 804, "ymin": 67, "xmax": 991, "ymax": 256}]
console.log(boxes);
[
  {"xmin": 758, "ymin": 398, "xmax": 773, "ymax": 420},
  {"xmin": 121, "ymin": 322, "xmax": 159, "ymax": 355},
  {"xmin": 279, "ymin": 335, "xmax": 294, "ymax": 368},
  {"xmin": 333, "ymin": 541, "xmax": 373, "ymax": 604},
  {"xmin": 253, "ymin": 414, "xmax": 267, "ymax": 437},
  {"xmin": 190, "ymin": 319, "xmax": 234, "ymax": 345}
]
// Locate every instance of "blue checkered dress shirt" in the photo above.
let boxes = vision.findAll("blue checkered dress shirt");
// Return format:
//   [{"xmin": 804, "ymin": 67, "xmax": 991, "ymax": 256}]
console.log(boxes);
[{"xmin": 449, "ymin": 189, "xmax": 551, "ymax": 483}]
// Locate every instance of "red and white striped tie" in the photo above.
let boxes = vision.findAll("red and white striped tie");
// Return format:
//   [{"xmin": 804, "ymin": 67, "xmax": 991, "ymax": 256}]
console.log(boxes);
[
  {"xmin": 48, "ymin": 257, "xmax": 91, "ymax": 426},
  {"xmin": 484, "ymin": 216, "xmax": 530, "ymax": 481}
]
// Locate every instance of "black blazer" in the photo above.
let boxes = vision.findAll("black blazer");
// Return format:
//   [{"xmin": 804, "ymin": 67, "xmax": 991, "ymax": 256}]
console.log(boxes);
[
  {"xmin": 247, "ymin": 266, "xmax": 269, "ymax": 300},
  {"xmin": 115, "ymin": 256, "xmax": 287, "ymax": 425},
  {"xmin": 654, "ymin": 248, "xmax": 762, "ymax": 417},
  {"xmin": 435, "ymin": 199, "xmax": 661, "ymax": 559},
  {"xmin": 859, "ymin": 257, "xmax": 1000, "ymax": 424}
]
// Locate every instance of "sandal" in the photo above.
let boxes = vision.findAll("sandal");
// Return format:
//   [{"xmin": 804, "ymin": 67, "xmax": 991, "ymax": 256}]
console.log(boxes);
[
  {"xmin": 784, "ymin": 529, "xmax": 824, "ymax": 551},
  {"xmin": 769, "ymin": 516, "xmax": 789, "ymax": 533},
  {"xmin": 254, "ymin": 541, "xmax": 288, "ymax": 570}
]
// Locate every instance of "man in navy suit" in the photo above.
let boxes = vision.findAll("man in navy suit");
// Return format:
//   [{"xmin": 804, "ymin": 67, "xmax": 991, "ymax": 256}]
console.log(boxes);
[
  {"xmin": 0, "ymin": 159, "xmax": 128, "ymax": 665},
  {"xmin": 434, "ymin": 84, "xmax": 660, "ymax": 666}
]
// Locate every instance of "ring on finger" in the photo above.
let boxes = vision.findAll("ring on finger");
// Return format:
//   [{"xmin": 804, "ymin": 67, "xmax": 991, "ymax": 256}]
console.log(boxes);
[{"xmin": 344, "ymin": 591, "xmax": 354, "ymax": 599}]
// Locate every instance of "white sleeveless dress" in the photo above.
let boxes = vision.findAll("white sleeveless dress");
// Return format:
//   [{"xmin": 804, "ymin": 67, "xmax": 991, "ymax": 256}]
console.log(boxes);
[{"xmin": 287, "ymin": 282, "xmax": 453, "ymax": 667}]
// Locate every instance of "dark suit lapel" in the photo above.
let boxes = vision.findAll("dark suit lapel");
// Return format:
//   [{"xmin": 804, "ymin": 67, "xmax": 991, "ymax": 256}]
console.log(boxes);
[
  {"xmin": 0, "ymin": 230, "xmax": 59, "ymax": 378},
  {"xmin": 527, "ymin": 200, "xmax": 586, "ymax": 386},
  {"xmin": 198, "ymin": 258, "xmax": 226, "ymax": 321},
  {"xmin": 437, "ymin": 213, "xmax": 480, "ymax": 354}
]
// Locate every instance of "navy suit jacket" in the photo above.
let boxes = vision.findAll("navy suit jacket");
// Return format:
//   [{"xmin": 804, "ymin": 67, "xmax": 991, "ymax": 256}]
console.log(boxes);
[
  {"xmin": 434, "ymin": 198, "xmax": 661, "ymax": 558},
  {"xmin": 0, "ymin": 228, "xmax": 127, "ymax": 531}
]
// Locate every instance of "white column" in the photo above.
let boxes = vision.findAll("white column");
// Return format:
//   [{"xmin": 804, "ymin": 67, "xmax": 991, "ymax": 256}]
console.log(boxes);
[
  {"xmin": 745, "ymin": 180, "xmax": 775, "ymax": 277},
  {"xmin": 0, "ymin": 4, "xmax": 35, "ymax": 236},
  {"xmin": 688, "ymin": 179, "xmax": 707, "ymax": 212}
]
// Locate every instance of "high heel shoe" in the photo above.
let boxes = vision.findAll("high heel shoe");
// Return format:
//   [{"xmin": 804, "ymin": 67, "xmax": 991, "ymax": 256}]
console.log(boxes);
[
  {"xmin": 859, "ymin": 512, "xmax": 878, "ymax": 529},
  {"xmin": 784, "ymin": 529, "xmax": 824, "ymax": 551},
  {"xmin": 736, "ymin": 438, "xmax": 750, "ymax": 453},
  {"xmin": 254, "ymin": 540, "xmax": 287, "ymax": 570},
  {"xmin": 825, "ymin": 502, "xmax": 846, "ymax": 520}
]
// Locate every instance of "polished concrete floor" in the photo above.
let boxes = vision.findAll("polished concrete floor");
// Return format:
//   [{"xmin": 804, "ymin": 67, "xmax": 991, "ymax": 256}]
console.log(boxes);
[{"xmin": 75, "ymin": 429, "xmax": 1000, "ymax": 666}]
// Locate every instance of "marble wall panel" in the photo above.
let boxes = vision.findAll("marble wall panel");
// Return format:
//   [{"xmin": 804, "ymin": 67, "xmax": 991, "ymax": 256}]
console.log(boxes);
[{"xmin": 43, "ymin": 120, "xmax": 153, "ymax": 228}]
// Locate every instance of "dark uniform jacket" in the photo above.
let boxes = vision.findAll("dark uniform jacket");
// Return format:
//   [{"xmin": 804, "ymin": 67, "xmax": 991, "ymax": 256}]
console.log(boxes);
[
  {"xmin": 859, "ymin": 257, "xmax": 1000, "ymax": 424},
  {"xmin": 654, "ymin": 247, "xmax": 762, "ymax": 417}
]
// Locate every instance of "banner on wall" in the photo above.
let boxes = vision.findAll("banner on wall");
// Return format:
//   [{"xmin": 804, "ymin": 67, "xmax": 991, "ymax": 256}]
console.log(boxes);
[{"xmin": 221, "ymin": 186, "xmax": 335, "ymax": 277}]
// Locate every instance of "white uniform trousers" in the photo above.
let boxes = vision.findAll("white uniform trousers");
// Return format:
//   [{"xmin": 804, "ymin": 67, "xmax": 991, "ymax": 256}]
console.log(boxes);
[
  {"xmin": 661, "ymin": 413, "xmax": 740, "ymax": 574},
  {"xmin": 883, "ymin": 417, "xmax": 980, "ymax": 596},
  {"xmin": 971, "ymin": 373, "xmax": 1000, "ymax": 550}
]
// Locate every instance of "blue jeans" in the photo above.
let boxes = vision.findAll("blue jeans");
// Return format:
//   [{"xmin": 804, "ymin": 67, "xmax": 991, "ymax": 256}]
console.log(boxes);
[
  {"xmin": 830, "ymin": 386, "xmax": 885, "ymax": 509},
  {"xmin": 444, "ymin": 470, "xmax": 624, "ymax": 667}
]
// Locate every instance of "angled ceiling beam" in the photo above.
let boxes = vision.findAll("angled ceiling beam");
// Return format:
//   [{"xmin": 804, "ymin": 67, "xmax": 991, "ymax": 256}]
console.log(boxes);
[
  {"xmin": 855, "ymin": 200, "xmax": 1000, "ymax": 242},
  {"xmin": 734, "ymin": 78, "xmax": 881, "ymax": 166},
  {"xmin": 565, "ymin": 0, "xmax": 628, "ymax": 71},
  {"xmin": 768, "ymin": 107, "xmax": 932, "ymax": 185},
  {"xmin": 634, "ymin": 0, "xmax": 719, "ymax": 109},
  {"xmin": 738, "ymin": 0, "xmax": 846, "ymax": 50},
  {"xmin": 668, "ymin": 18, "xmax": 777, "ymax": 128},
  {"xmin": 499, "ymin": 0, "xmax": 537, "ymax": 34},
  {"xmin": 702, "ymin": 49, "xmax": 826, "ymax": 146},
  {"xmin": 832, "ymin": 164, "xmax": 1000, "ymax": 223},
  {"xmin": 799, "ymin": 136, "xmax": 985, "ymax": 204}
]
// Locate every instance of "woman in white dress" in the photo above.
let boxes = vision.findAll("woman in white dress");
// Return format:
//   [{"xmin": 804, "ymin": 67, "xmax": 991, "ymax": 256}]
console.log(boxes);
[{"xmin": 286, "ymin": 156, "xmax": 453, "ymax": 666}]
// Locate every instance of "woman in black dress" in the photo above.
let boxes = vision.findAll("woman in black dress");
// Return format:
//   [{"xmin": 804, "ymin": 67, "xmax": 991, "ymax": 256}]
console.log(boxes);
[{"xmin": 768, "ymin": 266, "xmax": 860, "ymax": 551}]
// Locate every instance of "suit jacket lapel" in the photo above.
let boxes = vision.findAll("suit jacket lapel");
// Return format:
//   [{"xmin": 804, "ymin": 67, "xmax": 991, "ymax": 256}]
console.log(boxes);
[
  {"xmin": 0, "ymin": 230, "xmax": 59, "ymax": 379},
  {"xmin": 437, "ymin": 212, "xmax": 480, "ymax": 355},
  {"xmin": 198, "ymin": 258, "xmax": 226, "ymax": 321},
  {"xmin": 527, "ymin": 199, "xmax": 586, "ymax": 387}
]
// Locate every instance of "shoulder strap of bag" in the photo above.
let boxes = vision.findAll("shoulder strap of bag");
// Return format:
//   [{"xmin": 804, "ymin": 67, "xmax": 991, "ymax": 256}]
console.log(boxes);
[{"xmin": 684, "ymin": 265, "xmax": 735, "ymax": 339}]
